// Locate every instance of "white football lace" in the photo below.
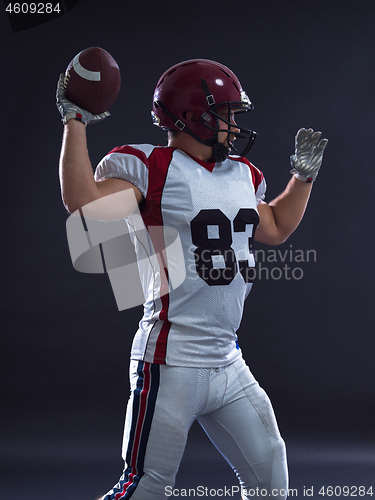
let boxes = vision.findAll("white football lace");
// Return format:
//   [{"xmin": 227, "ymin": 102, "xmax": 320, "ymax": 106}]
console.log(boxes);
[{"xmin": 63, "ymin": 71, "xmax": 71, "ymax": 91}]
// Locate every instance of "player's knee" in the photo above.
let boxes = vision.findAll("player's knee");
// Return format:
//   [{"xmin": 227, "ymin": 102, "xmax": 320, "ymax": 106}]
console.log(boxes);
[
  {"xmin": 273, "ymin": 436, "xmax": 287, "ymax": 467},
  {"xmin": 255, "ymin": 436, "xmax": 288, "ymax": 491},
  {"xmin": 131, "ymin": 469, "xmax": 175, "ymax": 499},
  {"xmin": 266, "ymin": 436, "xmax": 288, "ymax": 493}
]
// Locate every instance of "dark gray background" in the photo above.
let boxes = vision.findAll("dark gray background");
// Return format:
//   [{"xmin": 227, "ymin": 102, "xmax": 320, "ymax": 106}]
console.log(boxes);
[{"xmin": 1, "ymin": 0, "xmax": 375, "ymax": 498}]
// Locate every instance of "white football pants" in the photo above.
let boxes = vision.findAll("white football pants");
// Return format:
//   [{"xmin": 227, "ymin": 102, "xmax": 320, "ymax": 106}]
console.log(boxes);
[{"xmin": 102, "ymin": 357, "xmax": 288, "ymax": 500}]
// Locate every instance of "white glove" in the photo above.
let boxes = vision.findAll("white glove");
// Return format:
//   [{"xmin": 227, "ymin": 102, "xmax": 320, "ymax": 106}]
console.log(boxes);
[
  {"xmin": 56, "ymin": 73, "xmax": 110, "ymax": 126},
  {"xmin": 290, "ymin": 128, "xmax": 328, "ymax": 183}
]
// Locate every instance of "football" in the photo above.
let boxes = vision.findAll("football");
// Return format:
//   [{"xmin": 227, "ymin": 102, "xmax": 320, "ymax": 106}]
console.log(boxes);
[{"xmin": 64, "ymin": 47, "xmax": 121, "ymax": 115}]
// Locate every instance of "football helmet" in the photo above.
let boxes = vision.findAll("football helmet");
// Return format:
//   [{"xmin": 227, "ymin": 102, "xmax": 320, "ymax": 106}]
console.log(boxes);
[{"xmin": 152, "ymin": 59, "xmax": 257, "ymax": 161}]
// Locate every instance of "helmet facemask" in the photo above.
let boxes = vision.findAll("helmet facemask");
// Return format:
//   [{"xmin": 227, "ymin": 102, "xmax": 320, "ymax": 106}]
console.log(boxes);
[{"xmin": 199, "ymin": 103, "xmax": 256, "ymax": 162}]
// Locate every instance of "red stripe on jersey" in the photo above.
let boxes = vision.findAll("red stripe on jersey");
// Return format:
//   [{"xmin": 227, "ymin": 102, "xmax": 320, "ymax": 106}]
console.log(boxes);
[
  {"xmin": 231, "ymin": 156, "xmax": 264, "ymax": 193},
  {"xmin": 183, "ymin": 151, "xmax": 216, "ymax": 172},
  {"xmin": 109, "ymin": 145, "xmax": 150, "ymax": 169},
  {"xmin": 141, "ymin": 147, "xmax": 175, "ymax": 364}
]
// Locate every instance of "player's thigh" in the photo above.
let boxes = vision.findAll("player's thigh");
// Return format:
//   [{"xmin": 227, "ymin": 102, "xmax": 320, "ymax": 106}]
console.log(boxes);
[
  {"xmin": 123, "ymin": 361, "xmax": 198, "ymax": 473},
  {"xmin": 197, "ymin": 359, "xmax": 287, "ymax": 494}
]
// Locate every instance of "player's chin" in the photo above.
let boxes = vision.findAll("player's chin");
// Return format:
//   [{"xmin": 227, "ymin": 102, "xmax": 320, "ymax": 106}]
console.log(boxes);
[{"xmin": 228, "ymin": 134, "xmax": 237, "ymax": 146}]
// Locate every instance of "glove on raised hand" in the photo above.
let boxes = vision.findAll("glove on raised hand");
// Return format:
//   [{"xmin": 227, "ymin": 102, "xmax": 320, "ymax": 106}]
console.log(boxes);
[
  {"xmin": 290, "ymin": 128, "xmax": 328, "ymax": 183},
  {"xmin": 56, "ymin": 73, "xmax": 110, "ymax": 126}
]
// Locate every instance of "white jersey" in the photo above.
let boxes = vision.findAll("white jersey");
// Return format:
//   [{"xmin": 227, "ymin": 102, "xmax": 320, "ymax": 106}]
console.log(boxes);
[{"xmin": 95, "ymin": 145, "xmax": 266, "ymax": 367}]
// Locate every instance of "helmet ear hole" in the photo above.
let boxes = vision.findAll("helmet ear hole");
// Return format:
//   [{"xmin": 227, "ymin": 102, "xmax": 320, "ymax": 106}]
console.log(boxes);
[{"xmin": 183, "ymin": 111, "xmax": 197, "ymax": 123}]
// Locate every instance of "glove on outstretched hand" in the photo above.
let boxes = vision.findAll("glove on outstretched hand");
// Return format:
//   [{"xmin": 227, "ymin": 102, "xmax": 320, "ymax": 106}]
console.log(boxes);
[
  {"xmin": 56, "ymin": 73, "xmax": 110, "ymax": 126},
  {"xmin": 290, "ymin": 128, "xmax": 328, "ymax": 183}
]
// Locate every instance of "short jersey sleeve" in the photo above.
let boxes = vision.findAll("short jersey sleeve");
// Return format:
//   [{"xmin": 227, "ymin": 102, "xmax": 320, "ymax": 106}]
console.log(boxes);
[
  {"xmin": 255, "ymin": 174, "xmax": 266, "ymax": 204},
  {"xmin": 247, "ymin": 162, "xmax": 266, "ymax": 204},
  {"xmin": 231, "ymin": 156, "xmax": 266, "ymax": 205},
  {"xmin": 94, "ymin": 144, "xmax": 155, "ymax": 199}
]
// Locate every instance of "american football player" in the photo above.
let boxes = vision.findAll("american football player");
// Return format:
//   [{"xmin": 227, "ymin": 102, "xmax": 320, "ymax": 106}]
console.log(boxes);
[{"xmin": 57, "ymin": 59, "xmax": 327, "ymax": 500}]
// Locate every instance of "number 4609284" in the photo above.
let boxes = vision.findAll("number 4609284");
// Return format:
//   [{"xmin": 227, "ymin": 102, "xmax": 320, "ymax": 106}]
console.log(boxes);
[{"xmin": 5, "ymin": 3, "xmax": 61, "ymax": 14}]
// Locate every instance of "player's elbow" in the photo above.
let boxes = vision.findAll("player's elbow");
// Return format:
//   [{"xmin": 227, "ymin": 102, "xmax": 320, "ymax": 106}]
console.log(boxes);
[
  {"xmin": 265, "ymin": 237, "xmax": 287, "ymax": 246},
  {"xmin": 61, "ymin": 193, "xmax": 89, "ymax": 215},
  {"xmin": 270, "ymin": 231, "xmax": 293, "ymax": 246},
  {"xmin": 65, "ymin": 204, "xmax": 80, "ymax": 215},
  {"xmin": 61, "ymin": 196, "xmax": 81, "ymax": 215},
  {"xmin": 61, "ymin": 189, "xmax": 97, "ymax": 215},
  {"xmin": 255, "ymin": 231, "xmax": 290, "ymax": 246}
]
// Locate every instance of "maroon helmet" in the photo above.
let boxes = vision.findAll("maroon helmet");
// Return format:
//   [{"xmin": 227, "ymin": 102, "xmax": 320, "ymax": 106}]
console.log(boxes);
[{"xmin": 151, "ymin": 59, "xmax": 257, "ymax": 161}]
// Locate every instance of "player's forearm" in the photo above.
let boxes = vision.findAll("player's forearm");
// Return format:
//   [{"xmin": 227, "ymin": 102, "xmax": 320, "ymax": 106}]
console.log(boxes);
[
  {"xmin": 268, "ymin": 175, "xmax": 312, "ymax": 243},
  {"xmin": 257, "ymin": 127, "xmax": 328, "ymax": 245},
  {"xmin": 59, "ymin": 119, "xmax": 100, "ymax": 213}
]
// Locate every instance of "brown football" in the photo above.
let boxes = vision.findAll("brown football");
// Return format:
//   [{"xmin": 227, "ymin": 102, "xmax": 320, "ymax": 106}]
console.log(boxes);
[{"xmin": 65, "ymin": 47, "xmax": 121, "ymax": 115}]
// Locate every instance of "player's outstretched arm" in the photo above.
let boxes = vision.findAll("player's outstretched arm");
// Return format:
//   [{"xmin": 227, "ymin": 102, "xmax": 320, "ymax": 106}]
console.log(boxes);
[
  {"xmin": 255, "ymin": 176, "xmax": 313, "ymax": 245},
  {"xmin": 255, "ymin": 128, "xmax": 327, "ymax": 245},
  {"xmin": 57, "ymin": 75, "xmax": 143, "ymax": 216}
]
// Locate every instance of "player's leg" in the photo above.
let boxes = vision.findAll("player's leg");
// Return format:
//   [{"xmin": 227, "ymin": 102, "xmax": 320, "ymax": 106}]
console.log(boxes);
[
  {"xmin": 101, "ymin": 360, "xmax": 198, "ymax": 500},
  {"xmin": 197, "ymin": 358, "xmax": 288, "ymax": 500}
]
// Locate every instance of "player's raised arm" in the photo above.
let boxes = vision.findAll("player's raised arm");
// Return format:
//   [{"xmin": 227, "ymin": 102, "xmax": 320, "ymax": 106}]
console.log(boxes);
[
  {"xmin": 56, "ymin": 51, "xmax": 143, "ymax": 218},
  {"xmin": 255, "ymin": 128, "xmax": 328, "ymax": 245}
]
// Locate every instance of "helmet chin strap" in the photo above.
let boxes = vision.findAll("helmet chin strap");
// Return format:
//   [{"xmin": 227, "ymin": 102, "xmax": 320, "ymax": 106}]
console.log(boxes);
[
  {"xmin": 208, "ymin": 138, "xmax": 231, "ymax": 162},
  {"xmin": 187, "ymin": 130, "xmax": 231, "ymax": 162},
  {"xmin": 183, "ymin": 128, "xmax": 231, "ymax": 162}
]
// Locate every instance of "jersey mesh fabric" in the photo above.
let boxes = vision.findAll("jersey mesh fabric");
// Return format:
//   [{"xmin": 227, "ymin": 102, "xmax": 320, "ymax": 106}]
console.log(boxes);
[{"xmin": 95, "ymin": 145, "xmax": 266, "ymax": 368}]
